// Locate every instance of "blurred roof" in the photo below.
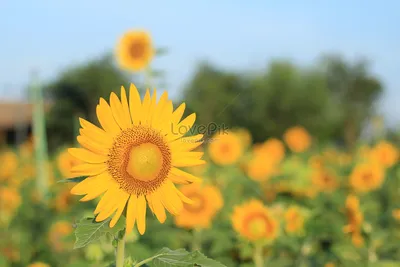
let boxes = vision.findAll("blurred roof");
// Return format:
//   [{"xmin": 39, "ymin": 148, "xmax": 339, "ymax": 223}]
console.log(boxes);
[{"xmin": 0, "ymin": 102, "xmax": 51, "ymax": 130}]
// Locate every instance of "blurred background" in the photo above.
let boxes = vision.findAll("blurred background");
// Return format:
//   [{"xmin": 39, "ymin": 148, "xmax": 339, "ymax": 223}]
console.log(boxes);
[{"xmin": 1, "ymin": 1, "xmax": 399, "ymax": 267}]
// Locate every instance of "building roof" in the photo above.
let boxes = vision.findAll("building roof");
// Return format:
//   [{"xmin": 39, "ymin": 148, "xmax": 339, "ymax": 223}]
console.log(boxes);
[{"xmin": 0, "ymin": 102, "xmax": 50, "ymax": 130}]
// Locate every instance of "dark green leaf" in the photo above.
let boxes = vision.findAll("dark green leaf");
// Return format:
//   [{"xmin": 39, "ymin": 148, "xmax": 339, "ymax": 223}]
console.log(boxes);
[
  {"xmin": 57, "ymin": 176, "xmax": 87, "ymax": 183},
  {"xmin": 149, "ymin": 248, "xmax": 226, "ymax": 267}
]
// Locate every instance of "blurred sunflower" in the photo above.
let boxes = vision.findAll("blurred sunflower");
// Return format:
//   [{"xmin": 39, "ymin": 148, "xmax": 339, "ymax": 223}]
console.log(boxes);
[
  {"xmin": 232, "ymin": 128, "xmax": 252, "ymax": 149},
  {"xmin": 324, "ymin": 263, "xmax": 335, "ymax": 267},
  {"xmin": 0, "ymin": 150, "xmax": 18, "ymax": 182},
  {"xmin": 57, "ymin": 149, "xmax": 82, "ymax": 178},
  {"xmin": 312, "ymin": 168, "xmax": 338, "ymax": 193},
  {"xmin": 48, "ymin": 221, "xmax": 73, "ymax": 252},
  {"xmin": 392, "ymin": 209, "xmax": 400, "ymax": 221},
  {"xmin": 343, "ymin": 195, "xmax": 364, "ymax": 247},
  {"xmin": 1, "ymin": 245, "xmax": 20, "ymax": 263},
  {"xmin": 246, "ymin": 156, "xmax": 278, "ymax": 182},
  {"xmin": 254, "ymin": 138, "xmax": 285, "ymax": 164},
  {"xmin": 232, "ymin": 200, "xmax": 279, "ymax": 242},
  {"xmin": 54, "ymin": 185, "xmax": 75, "ymax": 212},
  {"xmin": 349, "ymin": 163, "xmax": 385, "ymax": 192},
  {"xmin": 309, "ymin": 155, "xmax": 325, "ymax": 170},
  {"xmin": 175, "ymin": 184, "xmax": 223, "ymax": 229},
  {"xmin": 284, "ymin": 206, "xmax": 305, "ymax": 234},
  {"xmin": 18, "ymin": 136, "xmax": 34, "ymax": 160},
  {"xmin": 283, "ymin": 126, "xmax": 311, "ymax": 153},
  {"xmin": 68, "ymin": 84, "xmax": 204, "ymax": 234},
  {"xmin": 27, "ymin": 262, "xmax": 50, "ymax": 267},
  {"xmin": 208, "ymin": 132, "xmax": 243, "ymax": 166},
  {"xmin": 370, "ymin": 141, "xmax": 398, "ymax": 168},
  {"xmin": 116, "ymin": 30, "xmax": 154, "ymax": 71},
  {"xmin": 0, "ymin": 187, "xmax": 22, "ymax": 227}
]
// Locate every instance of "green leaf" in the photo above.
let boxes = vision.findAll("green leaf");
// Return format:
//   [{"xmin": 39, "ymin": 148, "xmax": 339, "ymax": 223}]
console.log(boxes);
[
  {"xmin": 370, "ymin": 262, "xmax": 400, "ymax": 267},
  {"xmin": 147, "ymin": 248, "xmax": 226, "ymax": 267},
  {"xmin": 57, "ymin": 176, "xmax": 87, "ymax": 183},
  {"xmin": 74, "ymin": 217, "xmax": 125, "ymax": 249},
  {"xmin": 155, "ymin": 47, "xmax": 168, "ymax": 56}
]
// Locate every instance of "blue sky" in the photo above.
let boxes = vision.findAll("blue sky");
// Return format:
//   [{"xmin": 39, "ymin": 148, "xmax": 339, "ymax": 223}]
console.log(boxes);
[{"xmin": 1, "ymin": 0, "xmax": 399, "ymax": 125}]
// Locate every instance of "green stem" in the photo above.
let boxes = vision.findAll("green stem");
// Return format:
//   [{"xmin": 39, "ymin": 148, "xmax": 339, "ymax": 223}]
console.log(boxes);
[
  {"xmin": 116, "ymin": 235, "xmax": 125, "ymax": 267},
  {"xmin": 253, "ymin": 243, "xmax": 264, "ymax": 267},
  {"xmin": 30, "ymin": 72, "xmax": 49, "ymax": 201},
  {"xmin": 191, "ymin": 228, "xmax": 202, "ymax": 251}
]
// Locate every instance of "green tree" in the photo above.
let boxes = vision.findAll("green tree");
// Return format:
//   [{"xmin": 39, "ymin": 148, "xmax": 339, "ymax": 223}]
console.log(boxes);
[
  {"xmin": 45, "ymin": 55, "xmax": 132, "ymax": 151},
  {"xmin": 182, "ymin": 61, "xmax": 340, "ymax": 143},
  {"xmin": 320, "ymin": 55, "xmax": 383, "ymax": 148}
]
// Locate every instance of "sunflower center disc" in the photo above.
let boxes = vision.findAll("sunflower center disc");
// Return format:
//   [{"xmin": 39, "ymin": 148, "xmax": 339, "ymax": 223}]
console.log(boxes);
[
  {"xmin": 126, "ymin": 143, "xmax": 163, "ymax": 182},
  {"xmin": 249, "ymin": 217, "xmax": 267, "ymax": 237}
]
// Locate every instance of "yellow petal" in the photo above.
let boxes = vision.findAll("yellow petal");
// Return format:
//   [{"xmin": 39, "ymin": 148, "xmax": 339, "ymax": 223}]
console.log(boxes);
[
  {"xmin": 126, "ymin": 195, "xmax": 138, "ymax": 234},
  {"xmin": 71, "ymin": 172, "xmax": 114, "ymax": 196},
  {"xmin": 140, "ymin": 89, "xmax": 151, "ymax": 125},
  {"xmin": 169, "ymin": 167, "xmax": 202, "ymax": 183},
  {"xmin": 71, "ymin": 163, "xmax": 107, "ymax": 177},
  {"xmin": 68, "ymin": 148, "xmax": 107, "ymax": 163},
  {"xmin": 159, "ymin": 181, "xmax": 183, "ymax": 215},
  {"xmin": 172, "ymin": 152, "xmax": 204, "ymax": 164},
  {"xmin": 129, "ymin": 84, "xmax": 143, "ymax": 125},
  {"xmin": 110, "ymin": 92, "xmax": 129, "ymax": 129},
  {"xmin": 146, "ymin": 89, "xmax": 157, "ymax": 126},
  {"xmin": 176, "ymin": 189, "xmax": 194, "ymax": 204},
  {"xmin": 79, "ymin": 118, "xmax": 114, "ymax": 146},
  {"xmin": 147, "ymin": 192, "xmax": 166, "ymax": 223},
  {"xmin": 169, "ymin": 134, "xmax": 204, "ymax": 152},
  {"xmin": 172, "ymin": 103, "xmax": 186, "ymax": 125},
  {"xmin": 158, "ymin": 101, "xmax": 174, "ymax": 133},
  {"xmin": 120, "ymin": 86, "xmax": 132, "ymax": 127},
  {"xmin": 151, "ymin": 91, "xmax": 168, "ymax": 128},
  {"xmin": 137, "ymin": 195, "xmax": 147, "ymax": 235},
  {"xmin": 167, "ymin": 113, "xmax": 196, "ymax": 142},
  {"xmin": 110, "ymin": 193, "xmax": 129, "ymax": 227},
  {"xmin": 94, "ymin": 185, "xmax": 120, "ymax": 214},
  {"xmin": 77, "ymin": 135, "xmax": 109, "ymax": 155},
  {"xmin": 96, "ymin": 98, "xmax": 121, "ymax": 135},
  {"xmin": 172, "ymin": 158, "xmax": 206, "ymax": 168}
]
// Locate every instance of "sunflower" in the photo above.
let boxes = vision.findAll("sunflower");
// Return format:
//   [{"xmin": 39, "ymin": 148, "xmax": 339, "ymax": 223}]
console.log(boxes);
[
  {"xmin": 0, "ymin": 187, "xmax": 21, "ymax": 227},
  {"xmin": 254, "ymin": 138, "xmax": 285, "ymax": 164},
  {"xmin": 0, "ymin": 150, "xmax": 18, "ymax": 182},
  {"xmin": 324, "ymin": 263, "xmax": 335, "ymax": 267},
  {"xmin": 68, "ymin": 84, "xmax": 204, "ymax": 235},
  {"xmin": 27, "ymin": 262, "xmax": 50, "ymax": 267},
  {"xmin": 208, "ymin": 132, "xmax": 243, "ymax": 166},
  {"xmin": 284, "ymin": 206, "xmax": 305, "ymax": 234},
  {"xmin": 54, "ymin": 185, "xmax": 75, "ymax": 212},
  {"xmin": 175, "ymin": 184, "xmax": 223, "ymax": 229},
  {"xmin": 232, "ymin": 200, "xmax": 279, "ymax": 242},
  {"xmin": 349, "ymin": 163, "xmax": 385, "ymax": 192},
  {"xmin": 116, "ymin": 30, "xmax": 154, "ymax": 71},
  {"xmin": 48, "ymin": 221, "xmax": 73, "ymax": 252},
  {"xmin": 246, "ymin": 156, "xmax": 279, "ymax": 182},
  {"xmin": 343, "ymin": 195, "xmax": 364, "ymax": 247},
  {"xmin": 57, "ymin": 149, "xmax": 82, "ymax": 178},
  {"xmin": 392, "ymin": 209, "xmax": 400, "ymax": 221},
  {"xmin": 232, "ymin": 128, "xmax": 252, "ymax": 149},
  {"xmin": 311, "ymin": 168, "xmax": 338, "ymax": 193},
  {"xmin": 370, "ymin": 141, "xmax": 399, "ymax": 168},
  {"xmin": 283, "ymin": 126, "xmax": 311, "ymax": 153}
]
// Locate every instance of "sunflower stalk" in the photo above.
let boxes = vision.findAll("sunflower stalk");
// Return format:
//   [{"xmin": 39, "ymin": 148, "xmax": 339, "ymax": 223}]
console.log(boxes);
[
  {"xmin": 191, "ymin": 228, "xmax": 202, "ymax": 251},
  {"xmin": 30, "ymin": 72, "xmax": 49, "ymax": 201},
  {"xmin": 253, "ymin": 243, "xmax": 264, "ymax": 267},
  {"xmin": 115, "ymin": 233, "xmax": 125, "ymax": 267}
]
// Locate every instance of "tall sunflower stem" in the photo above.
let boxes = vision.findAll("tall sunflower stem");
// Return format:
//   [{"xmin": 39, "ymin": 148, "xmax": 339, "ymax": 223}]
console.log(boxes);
[
  {"xmin": 191, "ymin": 228, "xmax": 202, "ymax": 251},
  {"xmin": 253, "ymin": 243, "xmax": 264, "ymax": 267},
  {"xmin": 115, "ymin": 234, "xmax": 125, "ymax": 267}
]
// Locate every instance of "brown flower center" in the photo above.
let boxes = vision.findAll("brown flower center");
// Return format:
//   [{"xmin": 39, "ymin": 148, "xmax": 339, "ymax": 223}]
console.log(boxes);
[
  {"xmin": 107, "ymin": 125, "xmax": 171, "ymax": 195},
  {"xmin": 129, "ymin": 41, "xmax": 146, "ymax": 59},
  {"xmin": 184, "ymin": 192, "xmax": 205, "ymax": 213}
]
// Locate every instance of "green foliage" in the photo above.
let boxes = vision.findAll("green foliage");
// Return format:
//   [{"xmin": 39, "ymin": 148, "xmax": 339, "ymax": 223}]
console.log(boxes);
[
  {"xmin": 44, "ymin": 54, "xmax": 131, "ymax": 151},
  {"xmin": 145, "ymin": 248, "xmax": 226, "ymax": 267},
  {"xmin": 74, "ymin": 217, "xmax": 126, "ymax": 249},
  {"xmin": 182, "ymin": 56, "xmax": 383, "ymax": 146}
]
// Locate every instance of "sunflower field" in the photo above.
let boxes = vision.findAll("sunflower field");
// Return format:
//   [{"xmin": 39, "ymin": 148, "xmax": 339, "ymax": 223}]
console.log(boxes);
[{"xmin": 0, "ymin": 29, "xmax": 399, "ymax": 267}]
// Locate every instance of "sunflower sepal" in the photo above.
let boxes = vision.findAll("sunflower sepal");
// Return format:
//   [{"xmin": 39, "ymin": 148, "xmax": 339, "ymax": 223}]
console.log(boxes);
[{"xmin": 57, "ymin": 176, "xmax": 88, "ymax": 184}]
